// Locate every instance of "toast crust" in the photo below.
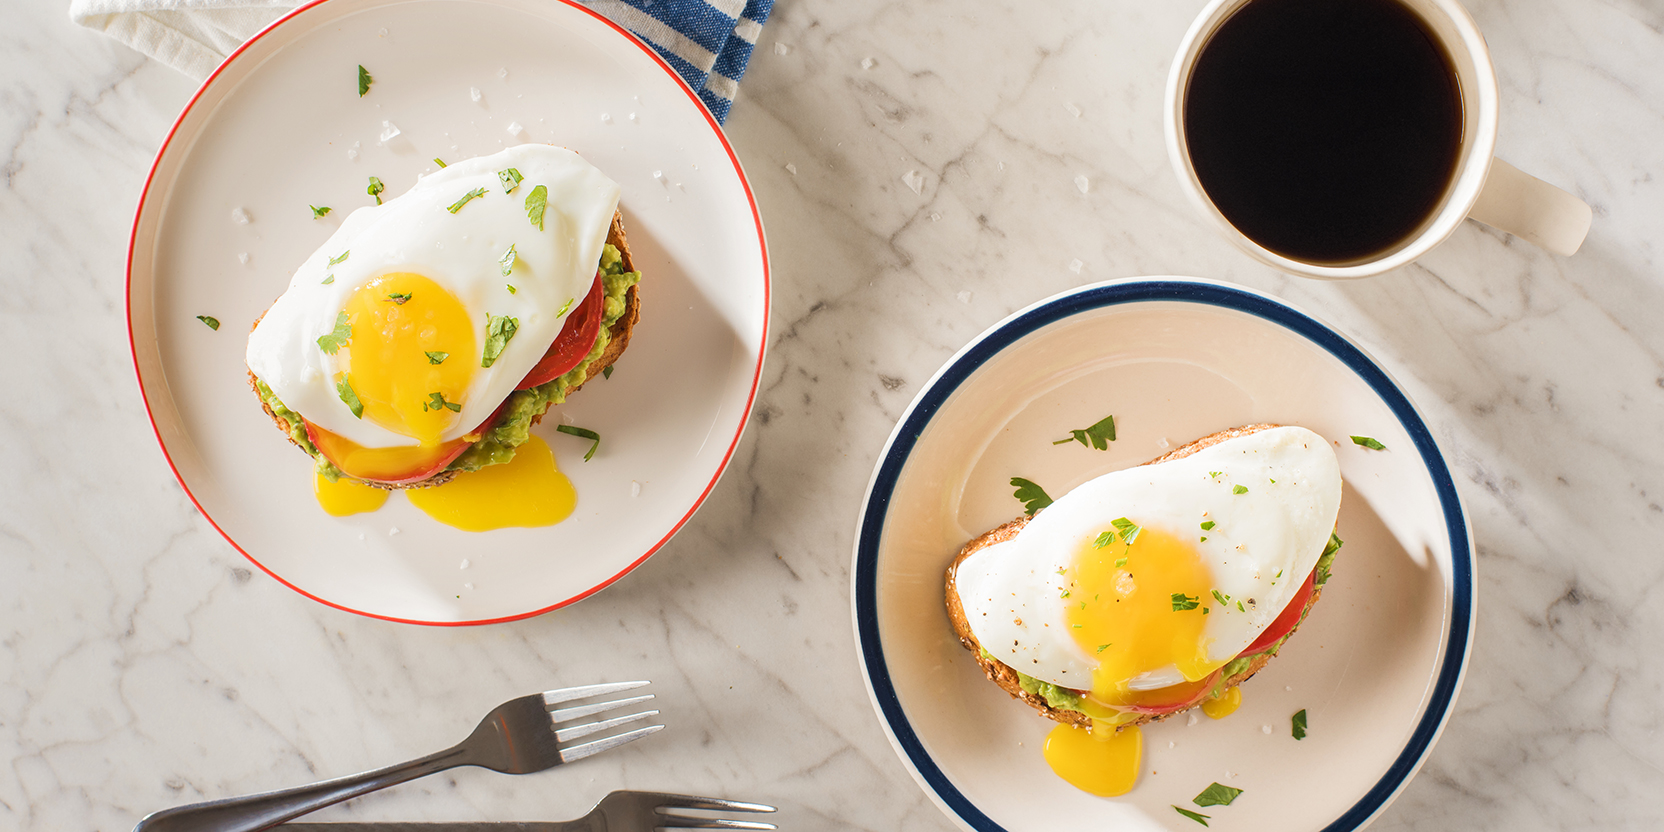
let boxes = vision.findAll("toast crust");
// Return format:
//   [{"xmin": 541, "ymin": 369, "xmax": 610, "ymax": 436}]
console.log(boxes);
[
  {"xmin": 944, "ymin": 424, "xmax": 1327, "ymax": 729},
  {"xmin": 250, "ymin": 210, "xmax": 640, "ymax": 490}
]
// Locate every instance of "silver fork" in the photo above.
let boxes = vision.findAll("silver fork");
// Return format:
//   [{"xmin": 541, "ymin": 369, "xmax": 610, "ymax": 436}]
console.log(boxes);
[
  {"xmin": 277, "ymin": 790, "xmax": 779, "ymax": 830},
  {"xmin": 133, "ymin": 683, "xmax": 663, "ymax": 832}
]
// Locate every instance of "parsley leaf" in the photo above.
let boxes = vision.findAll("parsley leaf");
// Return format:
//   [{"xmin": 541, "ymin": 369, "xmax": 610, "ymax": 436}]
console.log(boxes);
[
  {"xmin": 432, "ymin": 157, "xmax": 447, "ymax": 168},
  {"xmin": 500, "ymin": 244, "xmax": 517, "ymax": 276},
  {"xmin": 1114, "ymin": 557, "xmax": 1128, "ymax": 567},
  {"xmin": 310, "ymin": 205, "xmax": 331, "ymax": 219},
  {"xmin": 423, "ymin": 391, "xmax": 461, "ymax": 413},
  {"xmin": 316, "ymin": 311, "xmax": 351, "ymax": 354},
  {"xmin": 447, "ymin": 187, "xmax": 487, "ymax": 214},
  {"xmin": 506, "ymin": 284, "xmax": 517, "ymax": 294},
  {"xmin": 1052, "ymin": 414, "xmax": 1117, "ymax": 450},
  {"xmin": 1171, "ymin": 593, "xmax": 1200, "ymax": 611},
  {"xmin": 1194, "ymin": 783, "xmax": 1243, "ymax": 807},
  {"xmin": 480, "ymin": 313, "xmax": 518, "ymax": 367},
  {"xmin": 386, "ymin": 292, "xmax": 411, "ymax": 305},
  {"xmin": 367, "ymin": 177, "xmax": 385, "ymax": 205},
  {"xmin": 1200, "ymin": 520, "xmax": 1215, "ymax": 530},
  {"xmin": 1093, "ymin": 531, "xmax": 1116, "ymax": 548},
  {"xmin": 336, "ymin": 376, "xmax": 364, "ymax": 418},
  {"xmin": 1293, "ymin": 708, "xmax": 1308, "ymax": 739},
  {"xmin": 1010, "ymin": 477, "xmax": 1053, "ymax": 515},
  {"xmin": 498, "ymin": 167, "xmax": 523, "ymax": 194},
  {"xmin": 1351, "ymin": 435, "xmax": 1387, "ymax": 451},
  {"xmin": 195, "ymin": 315, "xmax": 220, "ymax": 330},
  {"xmin": 1173, "ymin": 807, "xmax": 1211, "ymax": 826},
  {"xmin": 525, "ymin": 184, "xmax": 548, "ymax": 230},
  {"xmin": 1096, "ymin": 644, "xmax": 1110, "ymax": 653},
  {"xmin": 321, "ymin": 275, "xmax": 335, "ymax": 285},
  {"xmin": 1233, "ymin": 484, "xmax": 1249, "ymax": 495},
  {"xmin": 556, "ymin": 424, "xmax": 601, "ymax": 461},
  {"xmin": 424, "ymin": 351, "xmax": 449, "ymax": 364},
  {"xmin": 329, "ymin": 250, "xmax": 350, "ymax": 266},
  {"xmin": 1212, "ymin": 589, "xmax": 1230, "ymax": 606},
  {"xmin": 357, "ymin": 65, "xmax": 372, "ymax": 97},
  {"xmin": 555, "ymin": 297, "xmax": 576, "ymax": 317},
  {"xmin": 602, "ymin": 365, "xmax": 614, "ymax": 379},
  {"xmin": 1111, "ymin": 517, "xmax": 1140, "ymax": 544}
]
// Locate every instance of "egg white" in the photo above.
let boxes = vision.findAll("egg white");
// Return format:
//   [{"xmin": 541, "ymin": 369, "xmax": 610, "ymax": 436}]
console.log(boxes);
[
  {"xmin": 246, "ymin": 144, "xmax": 620, "ymax": 448},
  {"xmin": 955, "ymin": 426, "xmax": 1342, "ymax": 692}
]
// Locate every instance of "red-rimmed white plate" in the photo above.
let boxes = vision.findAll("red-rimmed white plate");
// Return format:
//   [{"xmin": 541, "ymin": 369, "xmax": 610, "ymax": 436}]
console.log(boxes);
[{"xmin": 128, "ymin": 0, "xmax": 768, "ymax": 625}]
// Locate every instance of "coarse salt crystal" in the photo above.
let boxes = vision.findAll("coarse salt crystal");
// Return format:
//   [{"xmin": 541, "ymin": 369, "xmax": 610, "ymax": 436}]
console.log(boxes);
[
  {"xmin": 774, "ymin": 42, "xmax": 790, "ymax": 55},
  {"xmin": 1074, "ymin": 174, "xmax": 1089, "ymax": 194},
  {"xmin": 629, "ymin": 113, "xmax": 638, "ymax": 122},
  {"xmin": 785, "ymin": 163, "xmax": 797, "ymax": 175},
  {"xmin": 464, "ymin": 582, "xmax": 474, "ymax": 590},
  {"xmin": 347, "ymin": 148, "xmax": 359, "ymax": 161},
  {"xmin": 653, "ymin": 170, "xmax": 664, "ymax": 180},
  {"xmin": 902, "ymin": 169, "xmax": 925, "ymax": 194},
  {"xmin": 601, "ymin": 113, "xmax": 613, "ymax": 124},
  {"xmin": 631, "ymin": 481, "xmax": 641, "ymax": 498},
  {"xmin": 1065, "ymin": 102, "xmax": 1082, "ymax": 118},
  {"xmin": 470, "ymin": 86, "xmax": 482, "ymax": 103},
  {"xmin": 460, "ymin": 559, "xmax": 471, "ymax": 570},
  {"xmin": 497, "ymin": 68, "xmax": 508, "ymax": 78},
  {"xmin": 1187, "ymin": 712, "xmax": 1199, "ymax": 726},
  {"xmin": 956, "ymin": 291, "xmax": 972, "ymax": 304},
  {"xmin": 389, "ymin": 527, "xmax": 401, "ymax": 536},
  {"xmin": 379, "ymin": 120, "xmax": 401, "ymax": 142},
  {"xmin": 237, "ymin": 253, "xmax": 249, "ymax": 264},
  {"xmin": 861, "ymin": 57, "xmax": 876, "ymax": 69},
  {"xmin": 506, "ymin": 121, "xmax": 524, "ymax": 136},
  {"xmin": 229, "ymin": 207, "xmax": 250, "ymax": 225},
  {"xmin": 1262, "ymin": 725, "xmax": 1273, "ymax": 734},
  {"xmin": 1068, "ymin": 258, "xmax": 1083, "ymax": 274}
]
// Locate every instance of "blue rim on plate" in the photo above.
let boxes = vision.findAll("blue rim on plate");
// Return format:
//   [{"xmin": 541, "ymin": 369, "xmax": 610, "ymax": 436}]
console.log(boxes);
[{"xmin": 852, "ymin": 278, "xmax": 1474, "ymax": 832}]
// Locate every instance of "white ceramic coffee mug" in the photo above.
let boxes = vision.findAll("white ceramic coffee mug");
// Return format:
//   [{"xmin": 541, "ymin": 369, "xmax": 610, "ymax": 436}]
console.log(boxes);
[{"xmin": 1164, "ymin": 0, "xmax": 1592, "ymax": 279}]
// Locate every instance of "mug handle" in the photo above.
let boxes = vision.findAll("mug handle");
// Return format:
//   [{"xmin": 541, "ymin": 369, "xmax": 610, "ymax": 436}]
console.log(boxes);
[{"xmin": 1466, "ymin": 158, "xmax": 1592, "ymax": 256}]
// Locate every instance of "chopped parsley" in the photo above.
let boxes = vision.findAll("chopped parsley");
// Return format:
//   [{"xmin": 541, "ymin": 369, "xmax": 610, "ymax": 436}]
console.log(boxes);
[
  {"xmin": 336, "ymin": 376, "xmax": 364, "ymax": 418},
  {"xmin": 1171, "ymin": 593, "xmax": 1200, "ymax": 611},
  {"xmin": 447, "ymin": 187, "xmax": 487, "ymax": 213},
  {"xmin": 1293, "ymin": 708, "xmax": 1308, "ymax": 739},
  {"xmin": 1233, "ymin": 484, "xmax": 1249, "ymax": 495},
  {"xmin": 498, "ymin": 167, "xmax": 523, "ymax": 194},
  {"xmin": 555, "ymin": 297, "xmax": 576, "ymax": 317},
  {"xmin": 367, "ymin": 177, "xmax": 385, "ymax": 205},
  {"xmin": 1200, "ymin": 520, "xmax": 1215, "ymax": 530},
  {"xmin": 1093, "ymin": 531, "xmax": 1116, "ymax": 548},
  {"xmin": 1114, "ymin": 557, "xmax": 1128, "ymax": 567},
  {"xmin": 1010, "ymin": 477, "xmax": 1053, "ymax": 515},
  {"xmin": 424, "ymin": 351, "xmax": 449, "ymax": 365},
  {"xmin": 1194, "ymin": 783, "xmax": 1243, "ymax": 807},
  {"xmin": 1052, "ymin": 414, "xmax": 1116, "ymax": 450},
  {"xmin": 602, "ymin": 365, "xmax": 614, "ymax": 379},
  {"xmin": 480, "ymin": 313, "xmax": 518, "ymax": 367},
  {"xmin": 556, "ymin": 424, "xmax": 601, "ymax": 461},
  {"xmin": 316, "ymin": 312, "xmax": 351, "ymax": 354},
  {"xmin": 423, "ymin": 391, "xmax": 461, "ymax": 413},
  {"xmin": 1212, "ymin": 589, "xmax": 1230, "ymax": 606},
  {"xmin": 1351, "ymin": 435, "xmax": 1387, "ymax": 451},
  {"xmin": 310, "ymin": 205, "xmax": 331, "ymax": 219},
  {"xmin": 500, "ymin": 244, "xmax": 517, "ymax": 276},
  {"xmin": 525, "ymin": 184, "xmax": 548, "ymax": 230},
  {"xmin": 1237, "ymin": 600, "xmax": 1246, "ymax": 612},
  {"xmin": 1208, "ymin": 471, "xmax": 1221, "ymax": 478},
  {"xmin": 1111, "ymin": 517, "xmax": 1140, "ymax": 544},
  {"xmin": 195, "ymin": 315, "xmax": 220, "ymax": 330},
  {"xmin": 1173, "ymin": 806, "xmax": 1211, "ymax": 826},
  {"xmin": 432, "ymin": 157, "xmax": 447, "ymax": 168},
  {"xmin": 357, "ymin": 65, "xmax": 372, "ymax": 97},
  {"xmin": 329, "ymin": 250, "xmax": 350, "ymax": 266},
  {"xmin": 1096, "ymin": 644, "xmax": 1110, "ymax": 653},
  {"xmin": 1200, "ymin": 536, "xmax": 1208, "ymax": 542},
  {"xmin": 321, "ymin": 275, "xmax": 335, "ymax": 285},
  {"xmin": 506, "ymin": 284, "xmax": 517, "ymax": 294},
  {"xmin": 386, "ymin": 292, "xmax": 411, "ymax": 305}
]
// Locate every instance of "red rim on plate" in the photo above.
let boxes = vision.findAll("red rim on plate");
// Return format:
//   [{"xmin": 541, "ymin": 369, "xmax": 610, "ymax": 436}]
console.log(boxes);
[{"xmin": 126, "ymin": 0, "xmax": 769, "ymax": 625}]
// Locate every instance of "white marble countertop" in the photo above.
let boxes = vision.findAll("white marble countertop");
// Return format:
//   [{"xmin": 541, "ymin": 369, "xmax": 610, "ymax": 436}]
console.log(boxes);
[{"xmin": 4, "ymin": 0, "xmax": 1663, "ymax": 829}]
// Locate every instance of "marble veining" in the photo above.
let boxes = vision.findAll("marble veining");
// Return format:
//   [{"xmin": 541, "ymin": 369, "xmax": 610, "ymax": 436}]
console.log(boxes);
[{"xmin": 3, "ymin": 0, "xmax": 1663, "ymax": 829}]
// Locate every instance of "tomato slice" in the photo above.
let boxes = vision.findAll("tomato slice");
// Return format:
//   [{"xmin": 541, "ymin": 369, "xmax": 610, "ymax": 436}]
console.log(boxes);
[
  {"xmin": 305, "ymin": 420, "xmax": 474, "ymax": 485},
  {"xmin": 516, "ymin": 273, "xmax": 605, "ymax": 390},
  {"xmin": 1117, "ymin": 670, "xmax": 1222, "ymax": 715},
  {"xmin": 1242, "ymin": 569, "xmax": 1318, "ymax": 656}
]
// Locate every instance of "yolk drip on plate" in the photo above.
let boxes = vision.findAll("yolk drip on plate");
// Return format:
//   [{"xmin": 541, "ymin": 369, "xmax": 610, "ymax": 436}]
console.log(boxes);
[
  {"xmin": 336, "ymin": 272, "xmax": 477, "ymax": 448},
  {"xmin": 1044, "ymin": 526, "xmax": 1232, "ymax": 792},
  {"xmin": 314, "ymin": 473, "xmax": 390, "ymax": 516},
  {"xmin": 1202, "ymin": 685, "xmax": 1243, "ymax": 719},
  {"xmin": 1043, "ymin": 720, "xmax": 1142, "ymax": 797},
  {"xmin": 405, "ymin": 436, "xmax": 575, "ymax": 531}
]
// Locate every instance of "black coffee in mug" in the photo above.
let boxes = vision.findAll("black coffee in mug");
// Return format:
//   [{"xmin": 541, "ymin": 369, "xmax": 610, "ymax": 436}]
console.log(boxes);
[{"xmin": 1183, "ymin": 0, "xmax": 1463, "ymax": 264}]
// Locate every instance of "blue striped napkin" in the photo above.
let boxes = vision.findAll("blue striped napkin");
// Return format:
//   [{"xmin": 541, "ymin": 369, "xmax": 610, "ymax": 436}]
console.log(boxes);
[{"xmin": 579, "ymin": 0, "xmax": 775, "ymax": 123}]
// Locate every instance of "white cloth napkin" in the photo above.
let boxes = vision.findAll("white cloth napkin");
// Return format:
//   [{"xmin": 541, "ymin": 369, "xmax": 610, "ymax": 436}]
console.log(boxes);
[{"xmin": 70, "ymin": 0, "xmax": 296, "ymax": 80}]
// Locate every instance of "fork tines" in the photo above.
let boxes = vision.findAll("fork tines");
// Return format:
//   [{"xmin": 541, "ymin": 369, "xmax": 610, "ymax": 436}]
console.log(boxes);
[{"xmin": 542, "ymin": 681, "xmax": 663, "ymax": 762}]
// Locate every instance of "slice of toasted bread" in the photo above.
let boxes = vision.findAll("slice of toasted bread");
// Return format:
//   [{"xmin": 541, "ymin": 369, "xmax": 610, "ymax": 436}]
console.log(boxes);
[
  {"xmin": 250, "ymin": 210, "xmax": 640, "ymax": 489},
  {"xmin": 944, "ymin": 423, "xmax": 1327, "ymax": 730}
]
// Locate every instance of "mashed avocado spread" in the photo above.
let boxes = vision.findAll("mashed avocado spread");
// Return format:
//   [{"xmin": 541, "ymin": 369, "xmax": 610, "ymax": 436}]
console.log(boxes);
[
  {"xmin": 254, "ymin": 244, "xmax": 640, "ymax": 483},
  {"xmin": 990, "ymin": 532, "xmax": 1344, "ymax": 712}
]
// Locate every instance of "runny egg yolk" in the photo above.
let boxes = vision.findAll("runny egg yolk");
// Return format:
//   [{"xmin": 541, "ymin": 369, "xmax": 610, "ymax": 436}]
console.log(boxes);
[
  {"xmin": 404, "ymin": 436, "xmax": 575, "ymax": 531},
  {"xmin": 336, "ymin": 273, "xmax": 477, "ymax": 447},
  {"xmin": 1043, "ymin": 720, "xmax": 1142, "ymax": 797},
  {"xmin": 1202, "ymin": 685, "xmax": 1243, "ymax": 720},
  {"xmin": 1065, "ymin": 526, "xmax": 1228, "ymax": 708},
  {"xmin": 313, "ymin": 473, "xmax": 390, "ymax": 516}
]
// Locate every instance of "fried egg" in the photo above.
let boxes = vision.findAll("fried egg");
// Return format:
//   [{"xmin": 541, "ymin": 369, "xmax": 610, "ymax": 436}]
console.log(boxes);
[
  {"xmin": 955, "ymin": 426, "xmax": 1342, "ymax": 716},
  {"xmin": 246, "ymin": 144, "xmax": 618, "ymax": 455}
]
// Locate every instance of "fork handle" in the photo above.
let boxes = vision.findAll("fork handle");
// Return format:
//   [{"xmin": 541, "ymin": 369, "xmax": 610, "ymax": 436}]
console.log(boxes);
[{"xmin": 132, "ymin": 745, "xmax": 470, "ymax": 832}]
